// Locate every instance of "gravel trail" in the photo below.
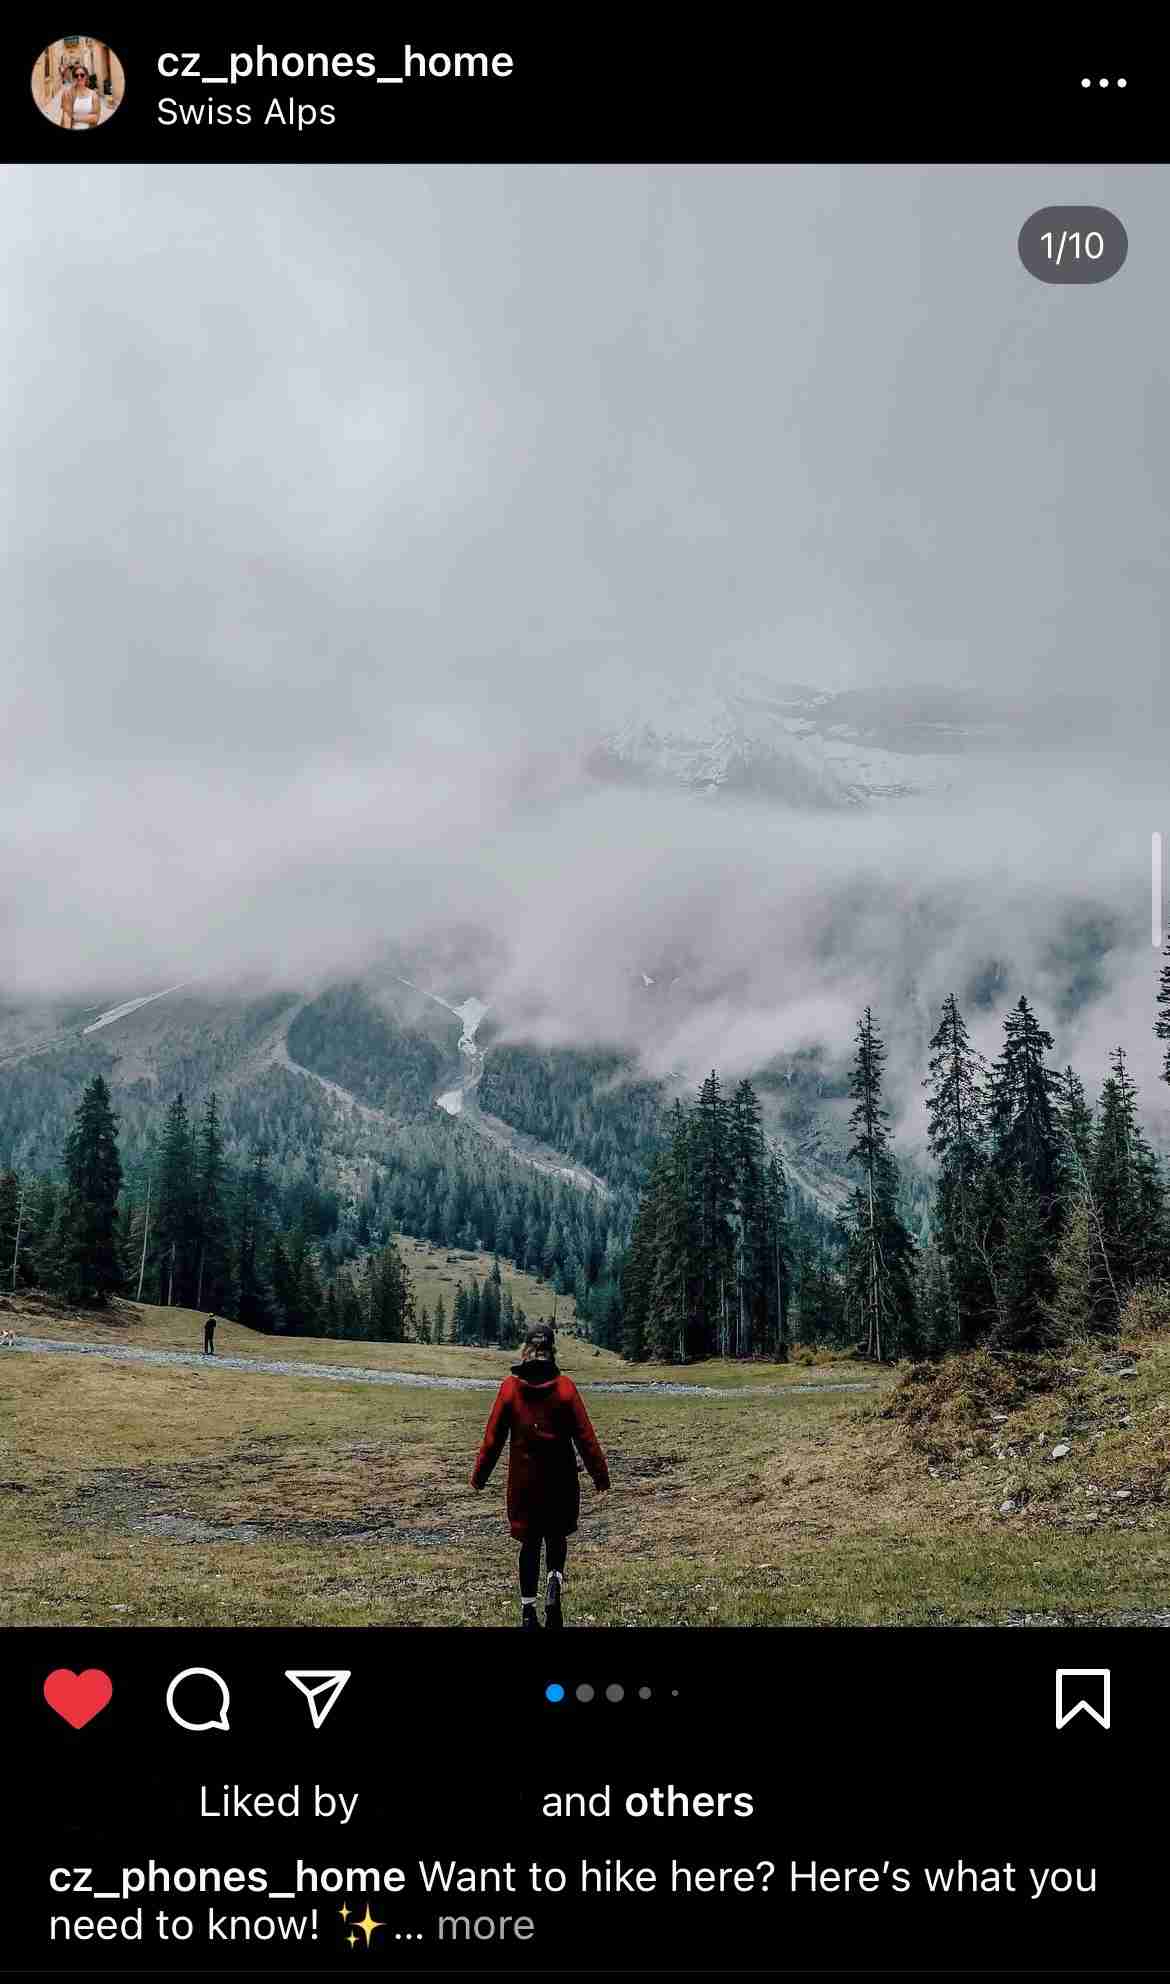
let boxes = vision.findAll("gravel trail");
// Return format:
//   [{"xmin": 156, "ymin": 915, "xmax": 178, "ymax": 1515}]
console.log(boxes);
[{"xmin": 7, "ymin": 1336, "xmax": 876, "ymax": 1398}]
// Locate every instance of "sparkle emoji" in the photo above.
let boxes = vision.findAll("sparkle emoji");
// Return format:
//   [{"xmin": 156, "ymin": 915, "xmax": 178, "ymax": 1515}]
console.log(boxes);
[{"xmin": 354, "ymin": 1907, "xmax": 384, "ymax": 1949}]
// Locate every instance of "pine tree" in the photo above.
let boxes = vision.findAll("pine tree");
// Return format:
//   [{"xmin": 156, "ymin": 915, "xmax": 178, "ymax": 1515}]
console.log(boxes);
[
  {"xmin": 790, "ymin": 1231, "xmax": 846, "ymax": 1346},
  {"xmin": 1133, "ymin": 1136, "xmax": 1170, "ymax": 1287},
  {"xmin": 336, "ymin": 1272, "xmax": 363, "ymax": 1338},
  {"xmin": 41, "ymin": 1190, "xmax": 74, "ymax": 1297},
  {"xmin": 729, "ymin": 1080, "xmax": 770, "ymax": 1358},
  {"xmin": 995, "ymin": 1169, "xmax": 1052, "ymax": 1350},
  {"xmin": 0, "ymin": 1170, "xmax": 21, "ymax": 1292},
  {"xmin": 646, "ymin": 1105, "xmax": 699, "ymax": 1362},
  {"xmin": 234, "ymin": 1150, "xmax": 272, "ymax": 1329},
  {"xmin": 23, "ymin": 1177, "xmax": 60, "ymax": 1289},
  {"xmin": 287, "ymin": 1226, "xmax": 324, "ymax": 1335},
  {"xmin": 621, "ymin": 1151, "xmax": 669, "ymax": 1363},
  {"xmin": 1043, "ymin": 1198, "xmax": 1097, "ymax": 1347},
  {"xmin": 989, "ymin": 999, "xmax": 1062, "ymax": 1208},
  {"xmin": 1050, "ymin": 1063, "xmax": 1116, "ymax": 1337},
  {"xmin": 621, "ymin": 1078, "xmax": 793, "ymax": 1365},
  {"xmin": 57, "ymin": 1075, "xmax": 123, "ymax": 1305},
  {"xmin": 365, "ymin": 1236, "xmax": 411, "ymax": 1341},
  {"xmin": 193, "ymin": 1092, "xmax": 228, "ymax": 1311},
  {"xmin": 541, "ymin": 1218, "xmax": 562, "ymax": 1281},
  {"xmin": 1090, "ymin": 1048, "xmax": 1167, "ymax": 1315},
  {"xmin": 434, "ymin": 1291, "xmax": 448, "ymax": 1344},
  {"xmin": 842, "ymin": 1009, "xmax": 917, "ymax": 1360},
  {"xmin": 1054, "ymin": 1066, "xmax": 1094, "ymax": 1176},
  {"xmin": 923, "ymin": 995, "xmax": 988, "ymax": 1345},
  {"xmin": 766, "ymin": 1153, "xmax": 791, "ymax": 1360},
  {"xmin": 915, "ymin": 1236, "xmax": 956, "ymax": 1356},
  {"xmin": 983, "ymin": 998, "xmax": 1063, "ymax": 1349},
  {"xmin": 155, "ymin": 1094, "xmax": 195, "ymax": 1305},
  {"xmin": 694, "ymin": 1072, "xmax": 735, "ymax": 1356},
  {"xmin": 269, "ymin": 1233, "xmax": 295, "ymax": 1331},
  {"xmin": 115, "ymin": 1194, "xmax": 139, "ymax": 1294},
  {"xmin": 481, "ymin": 1256, "xmax": 502, "ymax": 1345}
]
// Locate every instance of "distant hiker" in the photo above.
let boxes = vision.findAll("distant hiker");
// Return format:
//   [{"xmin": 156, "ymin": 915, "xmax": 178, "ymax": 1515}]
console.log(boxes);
[
  {"xmin": 203, "ymin": 1314, "xmax": 217, "ymax": 1356},
  {"xmin": 0, "ymin": 1328, "xmax": 15, "ymax": 1349},
  {"xmin": 471, "ymin": 1323, "xmax": 609, "ymax": 1630}
]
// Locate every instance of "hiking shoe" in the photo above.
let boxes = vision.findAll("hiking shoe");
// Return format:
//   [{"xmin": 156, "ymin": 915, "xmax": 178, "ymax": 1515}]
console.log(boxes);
[
  {"xmin": 545, "ymin": 1572, "xmax": 564, "ymax": 1628},
  {"xmin": 521, "ymin": 1606, "xmax": 541, "ymax": 1631}
]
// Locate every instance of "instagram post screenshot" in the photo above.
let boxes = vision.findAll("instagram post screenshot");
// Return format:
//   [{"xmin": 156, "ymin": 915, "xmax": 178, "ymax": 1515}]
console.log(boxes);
[{"xmin": 2, "ymin": 22, "xmax": 1166, "ymax": 1978}]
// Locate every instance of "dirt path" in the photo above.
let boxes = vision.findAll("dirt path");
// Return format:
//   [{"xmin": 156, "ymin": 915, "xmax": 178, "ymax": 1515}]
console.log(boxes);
[{"xmin": 6, "ymin": 1336, "xmax": 876, "ymax": 1398}]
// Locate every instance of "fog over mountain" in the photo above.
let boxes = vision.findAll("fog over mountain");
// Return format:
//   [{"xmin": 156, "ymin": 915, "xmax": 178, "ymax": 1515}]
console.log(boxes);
[{"xmin": 4, "ymin": 163, "xmax": 1169, "ymax": 1141}]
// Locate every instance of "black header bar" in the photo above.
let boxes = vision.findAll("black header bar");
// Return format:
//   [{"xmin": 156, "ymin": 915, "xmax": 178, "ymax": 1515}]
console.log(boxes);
[{"xmin": 11, "ymin": 25, "xmax": 1156, "ymax": 164}]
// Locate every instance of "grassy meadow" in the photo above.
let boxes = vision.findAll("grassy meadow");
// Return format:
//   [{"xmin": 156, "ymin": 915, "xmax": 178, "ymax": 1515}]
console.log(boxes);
[{"xmin": 2, "ymin": 1287, "xmax": 1169, "ymax": 1628}]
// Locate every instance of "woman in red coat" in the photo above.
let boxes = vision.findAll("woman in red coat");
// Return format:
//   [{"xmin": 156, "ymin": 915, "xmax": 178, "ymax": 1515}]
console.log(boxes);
[{"xmin": 471, "ymin": 1324, "xmax": 609, "ymax": 1629}]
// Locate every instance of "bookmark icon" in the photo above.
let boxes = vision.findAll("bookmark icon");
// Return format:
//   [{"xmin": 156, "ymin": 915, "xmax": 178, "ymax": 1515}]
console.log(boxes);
[
  {"xmin": 1055, "ymin": 1668, "xmax": 1110, "ymax": 1730},
  {"xmin": 285, "ymin": 1669, "xmax": 351, "ymax": 1730}
]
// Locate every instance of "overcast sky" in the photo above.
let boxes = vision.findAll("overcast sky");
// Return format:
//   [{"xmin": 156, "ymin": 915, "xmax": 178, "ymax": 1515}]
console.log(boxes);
[{"xmin": 4, "ymin": 164, "xmax": 1169, "ymax": 1110}]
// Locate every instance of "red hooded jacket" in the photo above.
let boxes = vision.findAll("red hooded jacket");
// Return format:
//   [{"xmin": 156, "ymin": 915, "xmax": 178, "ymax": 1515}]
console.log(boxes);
[{"xmin": 471, "ymin": 1358, "xmax": 610, "ymax": 1540}]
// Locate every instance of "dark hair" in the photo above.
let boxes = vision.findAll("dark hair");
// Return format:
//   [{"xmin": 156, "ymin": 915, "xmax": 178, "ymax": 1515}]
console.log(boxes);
[{"xmin": 521, "ymin": 1324, "xmax": 556, "ymax": 1358}]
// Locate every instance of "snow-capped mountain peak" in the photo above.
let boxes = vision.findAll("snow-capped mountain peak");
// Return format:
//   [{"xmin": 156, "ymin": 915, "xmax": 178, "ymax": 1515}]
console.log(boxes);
[{"xmin": 590, "ymin": 667, "xmax": 983, "ymax": 808}]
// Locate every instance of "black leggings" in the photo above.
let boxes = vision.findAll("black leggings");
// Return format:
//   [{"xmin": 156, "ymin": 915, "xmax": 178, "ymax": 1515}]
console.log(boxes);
[{"xmin": 519, "ymin": 1533, "xmax": 567, "ymax": 1596}]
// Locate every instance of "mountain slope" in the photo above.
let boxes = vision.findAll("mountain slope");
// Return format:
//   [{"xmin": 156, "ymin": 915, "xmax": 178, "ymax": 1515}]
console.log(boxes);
[{"xmin": 588, "ymin": 669, "xmax": 993, "ymax": 806}]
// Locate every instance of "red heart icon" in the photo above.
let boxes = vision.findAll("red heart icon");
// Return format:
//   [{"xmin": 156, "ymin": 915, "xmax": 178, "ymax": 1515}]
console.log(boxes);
[{"xmin": 44, "ymin": 1668, "xmax": 113, "ymax": 1729}]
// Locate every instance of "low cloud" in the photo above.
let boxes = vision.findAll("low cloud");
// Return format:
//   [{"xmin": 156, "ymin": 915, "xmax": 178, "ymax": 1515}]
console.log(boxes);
[{"xmin": 3, "ymin": 164, "xmax": 1168, "ymax": 1139}]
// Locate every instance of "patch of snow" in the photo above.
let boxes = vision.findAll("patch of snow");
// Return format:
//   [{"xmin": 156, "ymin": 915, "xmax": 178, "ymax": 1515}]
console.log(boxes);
[
  {"xmin": 595, "ymin": 666, "xmax": 976, "ymax": 807},
  {"xmin": 82, "ymin": 983, "xmax": 191, "ymax": 1035},
  {"xmin": 451, "ymin": 996, "xmax": 488, "ymax": 1038}
]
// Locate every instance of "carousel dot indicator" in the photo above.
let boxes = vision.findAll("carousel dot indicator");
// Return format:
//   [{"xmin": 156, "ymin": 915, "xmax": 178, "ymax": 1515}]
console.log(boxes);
[
  {"xmin": 575, "ymin": 1683, "xmax": 595, "ymax": 1702},
  {"xmin": 545, "ymin": 1682, "xmax": 565, "ymax": 1703}
]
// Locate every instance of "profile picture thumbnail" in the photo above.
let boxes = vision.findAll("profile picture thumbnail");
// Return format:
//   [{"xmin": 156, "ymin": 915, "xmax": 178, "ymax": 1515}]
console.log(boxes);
[{"xmin": 31, "ymin": 36, "xmax": 124, "ymax": 129}]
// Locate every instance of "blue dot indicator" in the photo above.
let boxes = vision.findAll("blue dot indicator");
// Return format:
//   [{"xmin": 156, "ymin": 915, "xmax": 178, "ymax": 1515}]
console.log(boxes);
[{"xmin": 545, "ymin": 1683, "xmax": 565, "ymax": 1703}]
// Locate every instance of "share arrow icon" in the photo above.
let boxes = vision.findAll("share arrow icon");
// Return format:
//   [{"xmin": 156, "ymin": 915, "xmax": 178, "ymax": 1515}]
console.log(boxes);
[{"xmin": 285, "ymin": 1669, "xmax": 352, "ymax": 1729}]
